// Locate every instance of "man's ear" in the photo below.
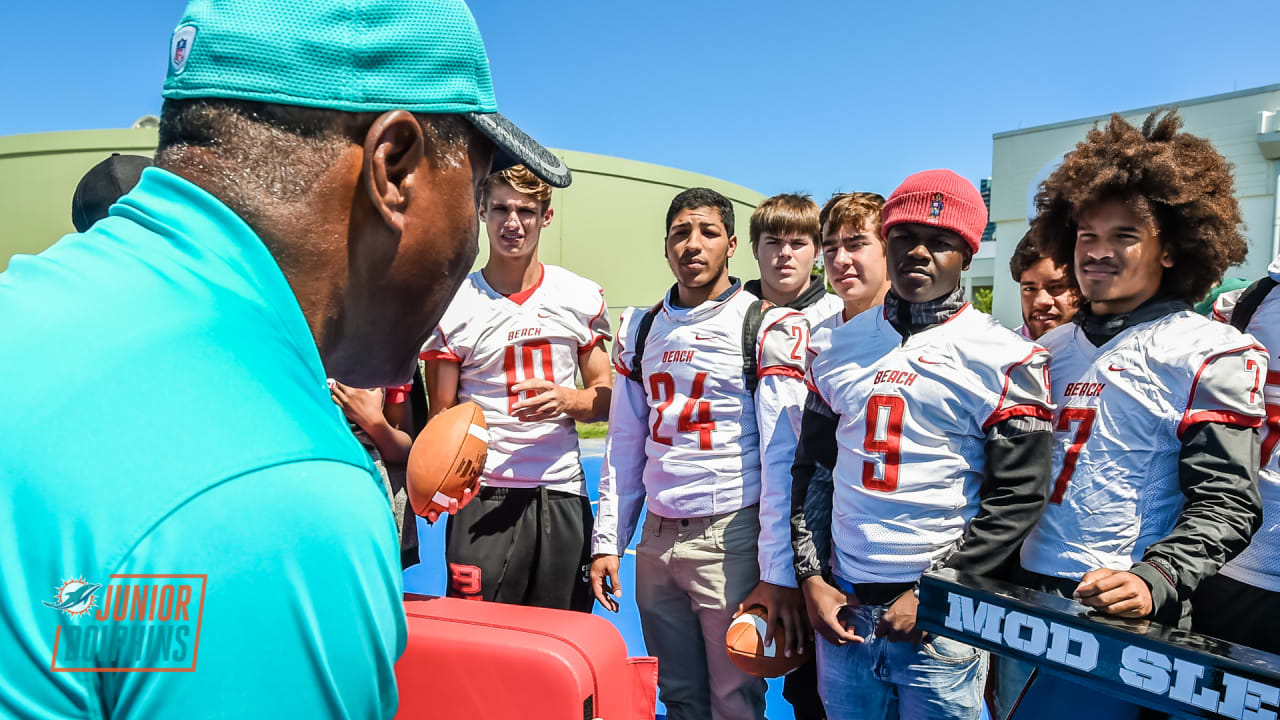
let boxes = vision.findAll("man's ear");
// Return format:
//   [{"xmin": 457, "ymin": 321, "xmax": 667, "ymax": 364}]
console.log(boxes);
[
  {"xmin": 727, "ymin": 234, "xmax": 738, "ymax": 259},
  {"xmin": 542, "ymin": 205, "xmax": 555, "ymax": 228},
  {"xmin": 362, "ymin": 110, "xmax": 425, "ymax": 233}
]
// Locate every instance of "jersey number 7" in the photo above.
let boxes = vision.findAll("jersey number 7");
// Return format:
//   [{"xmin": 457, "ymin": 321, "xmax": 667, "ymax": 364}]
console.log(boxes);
[
  {"xmin": 1049, "ymin": 407, "xmax": 1096, "ymax": 504},
  {"xmin": 649, "ymin": 371, "xmax": 715, "ymax": 449},
  {"xmin": 1250, "ymin": 360, "xmax": 1280, "ymax": 466}
]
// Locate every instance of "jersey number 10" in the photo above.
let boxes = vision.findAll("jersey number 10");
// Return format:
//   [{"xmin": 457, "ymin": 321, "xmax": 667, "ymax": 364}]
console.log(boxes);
[{"xmin": 504, "ymin": 340, "xmax": 554, "ymax": 414}]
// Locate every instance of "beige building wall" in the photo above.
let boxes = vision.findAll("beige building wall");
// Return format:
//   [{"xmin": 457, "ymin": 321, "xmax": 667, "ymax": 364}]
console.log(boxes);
[
  {"xmin": 989, "ymin": 84, "xmax": 1280, "ymax": 329},
  {"xmin": 0, "ymin": 131, "xmax": 767, "ymax": 335}
]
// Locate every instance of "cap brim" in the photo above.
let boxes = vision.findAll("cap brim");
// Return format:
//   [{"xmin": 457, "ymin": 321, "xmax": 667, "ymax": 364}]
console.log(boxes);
[{"xmin": 466, "ymin": 112, "xmax": 571, "ymax": 188}]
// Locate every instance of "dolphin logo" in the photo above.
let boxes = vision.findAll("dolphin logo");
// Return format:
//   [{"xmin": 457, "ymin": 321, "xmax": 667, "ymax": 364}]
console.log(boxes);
[{"xmin": 44, "ymin": 580, "xmax": 101, "ymax": 617}]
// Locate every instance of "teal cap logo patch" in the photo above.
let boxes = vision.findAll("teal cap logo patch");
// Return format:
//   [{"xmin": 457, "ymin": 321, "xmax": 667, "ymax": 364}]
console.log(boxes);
[{"xmin": 170, "ymin": 25, "xmax": 196, "ymax": 75}]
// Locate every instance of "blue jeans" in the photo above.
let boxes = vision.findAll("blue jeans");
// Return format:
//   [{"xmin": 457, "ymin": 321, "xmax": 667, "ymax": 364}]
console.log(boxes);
[{"xmin": 816, "ymin": 602, "xmax": 988, "ymax": 720}]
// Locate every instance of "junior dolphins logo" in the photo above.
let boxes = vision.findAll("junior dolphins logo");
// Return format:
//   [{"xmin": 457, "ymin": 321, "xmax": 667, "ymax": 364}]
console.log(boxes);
[
  {"xmin": 46, "ymin": 573, "xmax": 207, "ymax": 672},
  {"xmin": 43, "ymin": 578, "xmax": 102, "ymax": 619}
]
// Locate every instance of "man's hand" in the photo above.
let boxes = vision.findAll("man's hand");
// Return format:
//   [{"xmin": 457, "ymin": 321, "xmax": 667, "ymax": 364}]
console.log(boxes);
[
  {"xmin": 735, "ymin": 581, "xmax": 811, "ymax": 658},
  {"xmin": 1073, "ymin": 568, "xmax": 1154, "ymax": 618},
  {"xmin": 590, "ymin": 554, "xmax": 622, "ymax": 612},
  {"xmin": 876, "ymin": 589, "xmax": 924, "ymax": 644},
  {"xmin": 422, "ymin": 483, "xmax": 478, "ymax": 524},
  {"xmin": 329, "ymin": 381, "xmax": 387, "ymax": 434},
  {"xmin": 511, "ymin": 379, "xmax": 577, "ymax": 422},
  {"xmin": 800, "ymin": 575, "xmax": 863, "ymax": 646}
]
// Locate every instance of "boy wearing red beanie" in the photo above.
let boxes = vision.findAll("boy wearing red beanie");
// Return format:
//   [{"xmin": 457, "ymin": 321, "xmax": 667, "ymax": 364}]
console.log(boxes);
[{"xmin": 790, "ymin": 170, "xmax": 1055, "ymax": 719}]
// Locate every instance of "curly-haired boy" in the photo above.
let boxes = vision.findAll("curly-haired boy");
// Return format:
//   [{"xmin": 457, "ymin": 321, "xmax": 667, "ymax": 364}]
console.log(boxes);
[{"xmin": 1010, "ymin": 110, "xmax": 1266, "ymax": 715}]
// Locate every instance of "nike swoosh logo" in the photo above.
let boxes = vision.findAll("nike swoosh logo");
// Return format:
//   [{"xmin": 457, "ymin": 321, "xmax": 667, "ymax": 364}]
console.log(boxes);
[
  {"xmin": 537, "ymin": 312, "xmax": 552, "ymax": 319},
  {"xmin": 918, "ymin": 356, "xmax": 945, "ymax": 365},
  {"xmin": 694, "ymin": 333, "xmax": 715, "ymax": 340},
  {"xmin": 1107, "ymin": 364, "xmax": 1129, "ymax": 372}
]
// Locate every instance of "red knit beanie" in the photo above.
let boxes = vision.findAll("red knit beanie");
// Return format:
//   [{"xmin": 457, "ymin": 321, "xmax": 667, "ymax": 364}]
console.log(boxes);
[{"xmin": 881, "ymin": 169, "xmax": 988, "ymax": 254}]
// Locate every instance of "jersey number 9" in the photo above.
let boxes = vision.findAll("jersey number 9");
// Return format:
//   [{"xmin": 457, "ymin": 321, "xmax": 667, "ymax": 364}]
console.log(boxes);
[{"xmin": 863, "ymin": 395, "xmax": 905, "ymax": 491}]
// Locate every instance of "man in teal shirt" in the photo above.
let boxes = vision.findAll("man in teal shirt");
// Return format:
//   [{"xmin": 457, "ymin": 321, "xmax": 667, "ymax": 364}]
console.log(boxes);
[{"xmin": 0, "ymin": 1, "xmax": 571, "ymax": 717}]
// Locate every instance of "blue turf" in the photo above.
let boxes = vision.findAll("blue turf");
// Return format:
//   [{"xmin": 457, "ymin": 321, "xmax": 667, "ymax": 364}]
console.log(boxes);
[{"xmin": 403, "ymin": 453, "xmax": 990, "ymax": 720}]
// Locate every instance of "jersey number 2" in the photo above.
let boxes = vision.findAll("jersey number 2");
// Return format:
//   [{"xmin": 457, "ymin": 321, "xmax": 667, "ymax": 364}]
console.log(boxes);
[
  {"xmin": 862, "ymin": 395, "xmax": 905, "ymax": 491},
  {"xmin": 649, "ymin": 371, "xmax": 715, "ymax": 449},
  {"xmin": 504, "ymin": 340, "xmax": 553, "ymax": 414}
]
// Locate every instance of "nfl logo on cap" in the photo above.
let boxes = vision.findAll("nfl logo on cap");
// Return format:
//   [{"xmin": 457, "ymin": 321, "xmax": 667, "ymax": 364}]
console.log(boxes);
[{"xmin": 171, "ymin": 25, "xmax": 196, "ymax": 74}]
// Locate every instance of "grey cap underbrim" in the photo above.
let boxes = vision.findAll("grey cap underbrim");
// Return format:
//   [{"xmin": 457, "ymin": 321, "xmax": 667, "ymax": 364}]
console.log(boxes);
[{"xmin": 466, "ymin": 111, "xmax": 571, "ymax": 188}]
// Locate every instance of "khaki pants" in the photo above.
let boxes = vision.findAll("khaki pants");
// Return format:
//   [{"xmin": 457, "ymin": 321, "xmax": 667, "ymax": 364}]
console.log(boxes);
[{"xmin": 635, "ymin": 506, "xmax": 766, "ymax": 720}]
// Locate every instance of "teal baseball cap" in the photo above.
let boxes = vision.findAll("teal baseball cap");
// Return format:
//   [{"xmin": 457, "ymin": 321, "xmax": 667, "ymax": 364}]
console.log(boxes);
[{"xmin": 161, "ymin": 0, "xmax": 571, "ymax": 187}]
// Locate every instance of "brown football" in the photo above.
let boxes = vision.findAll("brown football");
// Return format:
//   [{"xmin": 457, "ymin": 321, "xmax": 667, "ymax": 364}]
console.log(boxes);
[
  {"xmin": 407, "ymin": 401, "xmax": 488, "ymax": 518},
  {"xmin": 725, "ymin": 605, "xmax": 808, "ymax": 678}
]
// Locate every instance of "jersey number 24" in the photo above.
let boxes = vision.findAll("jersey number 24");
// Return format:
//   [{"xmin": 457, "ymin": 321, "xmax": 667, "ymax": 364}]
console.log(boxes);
[{"xmin": 649, "ymin": 371, "xmax": 715, "ymax": 449}]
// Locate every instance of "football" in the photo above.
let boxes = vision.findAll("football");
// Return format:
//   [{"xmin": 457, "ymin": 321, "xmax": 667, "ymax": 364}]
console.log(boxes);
[
  {"xmin": 407, "ymin": 401, "xmax": 489, "ymax": 519},
  {"xmin": 725, "ymin": 605, "xmax": 807, "ymax": 678}
]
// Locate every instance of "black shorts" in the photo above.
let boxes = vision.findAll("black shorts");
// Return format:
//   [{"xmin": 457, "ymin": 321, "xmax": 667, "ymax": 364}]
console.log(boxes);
[
  {"xmin": 1192, "ymin": 573, "xmax": 1280, "ymax": 655},
  {"xmin": 445, "ymin": 485, "xmax": 593, "ymax": 612}
]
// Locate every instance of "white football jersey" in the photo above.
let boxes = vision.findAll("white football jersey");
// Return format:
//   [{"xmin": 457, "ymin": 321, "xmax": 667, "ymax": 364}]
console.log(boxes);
[
  {"xmin": 1020, "ymin": 311, "xmax": 1267, "ymax": 580},
  {"xmin": 420, "ymin": 264, "xmax": 610, "ymax": 495},
  {"xmin": 592, "ymin": 283, "xmax": 809, "ymax": 564},
  {"xmin": 802, "ymin": 293, "xmax": 844, "ymax": 332},
  {"xmin": 808, "ymin": 306, "xmax": 851, "ymax": 363},
  {"xmin": 1213, "ymin": 277, "xmax": 1280, "ymax": 591},
  {"xmin": 809, "ymin": 304, "xmax": 1052, "ymax": 584},
  {"xmin": 742, "ymin": 287, "xmax": 843, "ymax": 586}
]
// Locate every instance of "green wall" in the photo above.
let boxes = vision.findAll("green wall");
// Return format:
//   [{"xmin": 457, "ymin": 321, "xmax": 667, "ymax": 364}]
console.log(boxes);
[
  {"xmin": 0, "ymin": 129, "xmax": 161, "ymax": 270},
  {"xmin": 0, "ymin": 130, "xmax": 767, "ymax": 322}
]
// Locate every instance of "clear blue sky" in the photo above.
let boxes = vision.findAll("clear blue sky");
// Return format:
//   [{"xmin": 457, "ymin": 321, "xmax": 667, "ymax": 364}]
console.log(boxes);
[{"xmin": 2, "ymin": 1, "xmax": 1275, "ymax": 199}]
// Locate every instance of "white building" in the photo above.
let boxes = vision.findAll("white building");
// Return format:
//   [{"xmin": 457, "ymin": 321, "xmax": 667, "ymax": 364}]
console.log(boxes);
[{"xmin": 988, "ymin": 83, "xmax": 1280, "ymax": 328}]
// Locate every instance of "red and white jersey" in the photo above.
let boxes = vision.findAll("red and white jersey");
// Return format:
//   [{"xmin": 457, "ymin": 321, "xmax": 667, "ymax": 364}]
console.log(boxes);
[
  {"xmin": 809, "ymin": 304, "xmax": 1052, "ymax": 584},
  {"xmin": 592, "ymin": 282, "xmax": 809, "ymax": 569},
  {"xmin": 420, "ymin": 264, "xmax": 610, "ymax": 495},
  {"xmin": 758, "ymin": 291, "xmax": 841, "ymax": 586},
  {"xmin": 1213, "ymin": 273, "xmax": 1280, "ymax": 591},
  {"xmin": 1021, "ymin": 311, "xmax": 1267, "ymax": 580}
]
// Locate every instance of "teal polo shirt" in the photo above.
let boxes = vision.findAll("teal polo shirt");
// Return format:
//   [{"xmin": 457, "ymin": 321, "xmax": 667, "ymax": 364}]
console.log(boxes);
[{"xmin": 0, "ymin": 168, "xmax": 406, "ymax": 719}]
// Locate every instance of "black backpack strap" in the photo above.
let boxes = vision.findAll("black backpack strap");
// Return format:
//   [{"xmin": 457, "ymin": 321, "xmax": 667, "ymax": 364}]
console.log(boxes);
[
  {"xmin": 628, "ymin": 304, "xmax": 661, "ymax": 383},
  {"xmin": 1228, "ymin": 277, "xmax": 1278, "ymax": 333},
  {"xmin": 740, "ymin": 299, "xmax": 772, "ymax": 394}
]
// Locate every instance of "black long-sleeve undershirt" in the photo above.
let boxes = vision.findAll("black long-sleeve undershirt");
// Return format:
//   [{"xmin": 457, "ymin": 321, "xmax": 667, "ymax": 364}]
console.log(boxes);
[{"xmin": 1131, "ymin": 421, "xmax": 1262, "ymax": 623}]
